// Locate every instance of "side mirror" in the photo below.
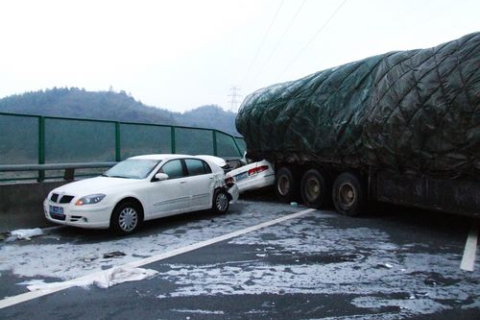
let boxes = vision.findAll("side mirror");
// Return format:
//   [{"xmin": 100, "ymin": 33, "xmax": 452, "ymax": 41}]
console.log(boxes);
[{"xmin": 154, "ymin": 173, "xmax": 169, "ymax": 181}]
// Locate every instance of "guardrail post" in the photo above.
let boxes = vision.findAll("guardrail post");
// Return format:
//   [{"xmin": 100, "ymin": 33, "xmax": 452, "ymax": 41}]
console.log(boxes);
[
  {"xmin": 212, "ymin": 131, "xmax": 218, "ymax": 156},
  {"xmin": 115, "ymin": 122, "xmax": 121, "ymax": 161},
  {"xmin": 38, "ymin": 116, "xmax": 45, "ymax": 182},
  {"xmin": 232, "ymin": 137, "xmax": 243, "ymax": 157},
  {"xmin": 171, "ymin": 126, "xmax": 176, "ymax": 154}
]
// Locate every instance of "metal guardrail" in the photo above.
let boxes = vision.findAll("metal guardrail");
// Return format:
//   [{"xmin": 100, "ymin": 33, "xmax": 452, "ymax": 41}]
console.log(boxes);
[
  {"xmin": 0, "ymin": 157, "xmax": 244, "ymax": 182},
  {"xmin": 0, "ymin": 162, "xmax": 117, "ymax": 171},
  {"xmin": 0, "ymin": 112, "xmax": 246, "ymax": 183},
  {"xmin": 0, "ymin": 162, "xmax": 117, "ymax": 182}
]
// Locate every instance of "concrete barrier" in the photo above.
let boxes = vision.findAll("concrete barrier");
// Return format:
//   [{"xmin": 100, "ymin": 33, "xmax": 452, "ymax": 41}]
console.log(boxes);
[{"xmin": 0, "ymin": 181, "xmax": 67, "ymax": 232}]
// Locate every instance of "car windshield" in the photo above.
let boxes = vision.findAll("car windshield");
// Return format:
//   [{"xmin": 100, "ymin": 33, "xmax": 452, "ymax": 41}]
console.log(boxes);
[{"xmin": 103, "ymin": 159, "xmax": 161, "ymax": 179}]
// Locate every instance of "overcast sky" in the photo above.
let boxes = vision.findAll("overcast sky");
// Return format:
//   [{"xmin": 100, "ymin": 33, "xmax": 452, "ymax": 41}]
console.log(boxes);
[{"xmin": 0, "ymin": 0, "xmax": 479, "ymax": 112}]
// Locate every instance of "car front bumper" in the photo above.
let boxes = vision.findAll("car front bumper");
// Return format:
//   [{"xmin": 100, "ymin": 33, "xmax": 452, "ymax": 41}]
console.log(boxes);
[{"xmin": 43, "ymin": 200, "xmax": 112, "ymax": 229}]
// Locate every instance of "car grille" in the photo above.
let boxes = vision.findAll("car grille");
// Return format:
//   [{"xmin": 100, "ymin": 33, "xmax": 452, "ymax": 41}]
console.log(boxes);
[
  {"xmin": 50, "ymin": 193, "xmax": 59, "ymax": 202},
  {"xmin": 59, "ymin": 195, "xmax": 74, "ymax": 204},
  {"xmin": 50, "ymin": 212, "xmax": 66, "ymax": 221},
  {"xmin": 50, "ymin": 193, "xmax": 75, "ymax": 204}
]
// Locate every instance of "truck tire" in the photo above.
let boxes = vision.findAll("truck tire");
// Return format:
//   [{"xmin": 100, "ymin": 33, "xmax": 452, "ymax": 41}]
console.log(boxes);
[
  {"xmin": 332, "ymin": 172, "xmax": 366, "ymax": 216},
  {"xmin": 275, "ymin": 167, "xmax": 298, "ymax": 203},
  {"xmin": 300, "ymin": 169, "xmax": 330, "ymax": 209}
]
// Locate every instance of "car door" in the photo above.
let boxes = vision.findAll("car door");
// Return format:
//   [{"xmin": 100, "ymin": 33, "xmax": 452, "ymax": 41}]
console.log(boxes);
[
  {"xmin": 148, "ymin": 159, "xmax": 190, "ymax": 217},
  {"xmin": 184, "ymin": 158, "xmax": 215, "ymax": 210}
]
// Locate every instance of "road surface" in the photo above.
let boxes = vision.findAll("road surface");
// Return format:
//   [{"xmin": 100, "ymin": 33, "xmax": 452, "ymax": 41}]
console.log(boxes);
[{"xmin": 1, "ymin": 195, "xmax": 479, "ymax": 319}]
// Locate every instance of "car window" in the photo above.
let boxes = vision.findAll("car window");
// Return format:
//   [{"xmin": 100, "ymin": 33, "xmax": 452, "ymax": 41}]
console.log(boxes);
[
  {"xmin": 160, "ymin": 160, "xmax": 185, "ymax": 179},
  {"xmin": 185, "ymin": 159, "xmax": 212, "ymax": 176}
]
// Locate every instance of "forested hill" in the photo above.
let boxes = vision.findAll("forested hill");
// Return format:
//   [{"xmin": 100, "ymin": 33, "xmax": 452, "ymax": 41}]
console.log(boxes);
[{"xmin": 0, "ymin": 87, "xmax": 239, "ymax": 136}]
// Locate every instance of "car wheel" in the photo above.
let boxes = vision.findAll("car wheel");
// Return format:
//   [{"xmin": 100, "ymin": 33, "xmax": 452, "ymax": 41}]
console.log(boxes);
[
  {"xmin": 275, "ymin": 167, "xmax": 299, "ymax": 203},
  {"xmin": 332, "ymin": 172, "xmax": 366, "ymax": 216},
  {"xmin": 300, "ymin": 169, "xmax": 330, "ymax": 209},
  {"xmin": 111, "ymin": 201, "xmax": 142, "ymax": 235},
  {"xmin": 212, "ymin": 189, "xmax": 230, "ymax": 214}
]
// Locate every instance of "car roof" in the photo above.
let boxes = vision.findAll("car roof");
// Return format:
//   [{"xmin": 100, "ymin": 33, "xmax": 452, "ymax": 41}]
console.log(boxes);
[
  {"xmin": 127, "ymin": 154, "xmax": 224, "ymax": 174},
  {"xmin": 128, "ymin": 154, "xmax": 188, "ymax": 161},
  {"xmin": 128, "ymin": 154, "xmax": 218, "ymax": 162}
]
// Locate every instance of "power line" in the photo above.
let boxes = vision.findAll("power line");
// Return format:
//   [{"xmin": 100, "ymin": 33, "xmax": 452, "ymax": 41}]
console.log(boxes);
[
  {"xmin": 241, "ymin": 0, "xmax": 285, "ymax": 87},
  {"xmin": 278, "ymin": 0, "xmax": 349, "ymax": 80},
  {"xmin": 250, "ymin": 0, "xmax": 308, "ymax": 87}
]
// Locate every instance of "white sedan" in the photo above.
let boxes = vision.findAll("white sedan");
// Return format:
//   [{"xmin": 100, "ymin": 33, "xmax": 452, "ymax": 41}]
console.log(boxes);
[
  {"xmin": 44, "ymin": 154, "xmax": 239, "ymax": 235},
  {"xmin": 225, "ymin": 160, "xmax": 275, "ymax": 194}
]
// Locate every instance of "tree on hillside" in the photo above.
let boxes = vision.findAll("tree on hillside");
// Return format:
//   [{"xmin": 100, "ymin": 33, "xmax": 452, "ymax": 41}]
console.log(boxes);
[{"xmin": 0, "ymin": 88, "xmax": 240, "ymax": 136}]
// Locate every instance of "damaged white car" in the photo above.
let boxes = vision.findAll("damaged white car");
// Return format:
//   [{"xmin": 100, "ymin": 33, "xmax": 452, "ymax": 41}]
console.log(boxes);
[
  {"xmin": 225, "ymin": 159, "xmax": 275, "ymax": 194},
  {"xmin": 44, "ymin": 154, "xmax": 239, "ymax": 235}
]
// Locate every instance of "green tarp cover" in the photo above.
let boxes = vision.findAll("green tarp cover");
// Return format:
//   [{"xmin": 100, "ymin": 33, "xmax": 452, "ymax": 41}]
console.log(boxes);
[{"xmin": 236, "ymin": 33, "xmax": 480, "ymax": 177}]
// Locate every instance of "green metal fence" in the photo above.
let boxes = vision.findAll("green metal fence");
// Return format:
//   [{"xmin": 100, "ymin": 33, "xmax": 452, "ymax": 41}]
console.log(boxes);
[{"xmin": 0, "ymin": 112, "xmax": 245, "ymax": 182}]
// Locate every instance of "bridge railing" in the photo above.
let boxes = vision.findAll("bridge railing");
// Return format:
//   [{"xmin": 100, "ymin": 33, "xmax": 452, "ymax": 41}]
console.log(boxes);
[{"xmin": 0, "ymin": 112, "xmax": 246, "ymax": 182}]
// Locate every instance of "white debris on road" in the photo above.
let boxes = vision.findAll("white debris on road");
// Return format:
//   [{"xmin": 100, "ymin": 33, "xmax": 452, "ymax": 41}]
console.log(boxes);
[
  {"xmin": 25, "ymin": 266, "xmax": 158, "ymax": 291},
  {"xmin": 6, "ymin": 228, "xmax": 43, "ymax": 242},
  {"xmin": 94, "ymin": 266, "xmax": 158, "ymax": 289}
]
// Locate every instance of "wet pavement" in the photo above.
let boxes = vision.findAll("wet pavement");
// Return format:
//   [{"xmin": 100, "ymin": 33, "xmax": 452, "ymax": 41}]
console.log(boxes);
[{"xmin": 0, "ymin": 196, "xmax": 479, "ymax": 319}]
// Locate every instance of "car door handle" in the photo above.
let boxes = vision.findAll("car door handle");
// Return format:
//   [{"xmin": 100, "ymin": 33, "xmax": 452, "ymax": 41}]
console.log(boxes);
[{"xmin": 180, "ymin": 181, "xmax": 187, "ymax": 184}]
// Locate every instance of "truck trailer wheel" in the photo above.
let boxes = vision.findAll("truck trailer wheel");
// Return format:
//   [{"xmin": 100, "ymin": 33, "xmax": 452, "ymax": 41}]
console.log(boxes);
[
  {"xmin": 275, "ymin": 167, "xmax": 298, "ymax": 203},
  {"xmin": 301, "ymin": 169, "xmax": 330, "ymax": 209},
  {"xmin": 332, "ymin": 172, "xmax": 366, "ymax": 216}
]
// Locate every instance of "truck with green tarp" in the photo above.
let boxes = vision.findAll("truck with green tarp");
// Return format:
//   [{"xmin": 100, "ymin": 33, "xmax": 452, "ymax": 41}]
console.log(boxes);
[{"xmin": 236, "ymin": 32, "xmax": 480, "ymax": 217}]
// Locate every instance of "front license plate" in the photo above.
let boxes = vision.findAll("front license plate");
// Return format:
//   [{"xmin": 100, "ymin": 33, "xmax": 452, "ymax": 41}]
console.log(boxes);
[
  {"xmin": 49, "ymin": 205, "xmax": 66, "ymax": 221},
  {"xmin": 49, "ymin": 205, "xmax": 64, "ymax": 215}
]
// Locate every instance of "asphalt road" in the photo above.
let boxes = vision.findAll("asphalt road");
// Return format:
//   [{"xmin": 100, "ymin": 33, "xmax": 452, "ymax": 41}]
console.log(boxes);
[{"xmin": 0, "ymin": 194, "xmax": 479, "ymax": 320}]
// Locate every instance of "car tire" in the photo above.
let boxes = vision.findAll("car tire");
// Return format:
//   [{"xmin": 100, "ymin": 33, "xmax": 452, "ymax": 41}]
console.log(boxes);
[
  {"xmin": 332, "ymin": 172, "xmax": 366, "ymax": 216},
  {"xmin": 110, "ymin": 201, "xmax": 142, "ymax": 235},
  {"xmin": 212, "ymin": 189, "xmax": 229, "ymax": 214},
  {"xmin": 275, "ymin": 167, "xmax": 299, "ymax": 203},
  {"xmin": 300, "ymin": 169, "xmax": 331, "ymax": 209}
]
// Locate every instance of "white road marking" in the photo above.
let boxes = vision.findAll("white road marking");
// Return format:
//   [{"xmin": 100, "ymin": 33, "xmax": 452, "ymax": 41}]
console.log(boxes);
[
  {"xmin": 460, "ymin": 223, "xmax": 478, "ymax": 272},
  {"xmin": 0, "ymin": 208, "xmax": 316, "ymax": 310}
]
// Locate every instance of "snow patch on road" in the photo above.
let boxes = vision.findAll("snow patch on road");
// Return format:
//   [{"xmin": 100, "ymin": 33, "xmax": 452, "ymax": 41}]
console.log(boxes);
[
  {"xmin": 0, "ymin": 200, "xmax": 298, "ymax": 281},
  {"xmin": 153, "ymin": 216, "xmax": 480, "ymax": 318},
  {"xmin": 171, "ymin": 309, "xmax": 225, "ymax": 315}
]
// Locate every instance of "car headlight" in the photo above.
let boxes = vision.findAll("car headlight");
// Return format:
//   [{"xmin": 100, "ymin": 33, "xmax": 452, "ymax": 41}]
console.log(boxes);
[{"xmin": 75, "ymin": 194, "xmax": 106, "ymax": 206}]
